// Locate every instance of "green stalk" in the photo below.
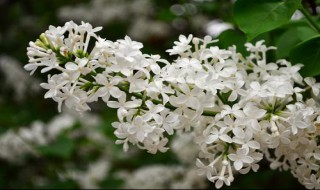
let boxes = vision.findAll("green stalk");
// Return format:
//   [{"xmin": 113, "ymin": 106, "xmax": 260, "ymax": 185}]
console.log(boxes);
[{"xmin": 299, "ymin": 7, "xmax": 320, "ymax": 33}]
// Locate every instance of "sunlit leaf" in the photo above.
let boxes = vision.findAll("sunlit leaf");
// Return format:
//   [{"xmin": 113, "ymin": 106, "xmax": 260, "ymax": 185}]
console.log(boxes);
[{"xmin": 234, "ymin": 0, "xmax": 301, "ymax": 41}]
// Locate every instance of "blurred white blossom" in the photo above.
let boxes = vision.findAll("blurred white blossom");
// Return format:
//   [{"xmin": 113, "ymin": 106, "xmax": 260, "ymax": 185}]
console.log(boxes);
[
  {"xmin": 0, "ymin": 55, "xmax": 41, "ymax": 101},
  {"xmin": 205, "ymin": 20, "xmax": 234, "ymax": 38}
]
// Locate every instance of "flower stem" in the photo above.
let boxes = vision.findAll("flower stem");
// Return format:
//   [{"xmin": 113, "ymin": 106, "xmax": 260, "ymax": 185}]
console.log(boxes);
[{"xmin": 299, "ymin": 7, "xmax": 320, "ymax": 33}]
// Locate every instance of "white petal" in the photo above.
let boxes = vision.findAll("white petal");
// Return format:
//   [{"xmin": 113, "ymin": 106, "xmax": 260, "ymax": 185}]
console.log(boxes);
[
  {"xmin": 127, "ymin": 125, "xmax": 137, "ymax": 134},
  {"xmin": 44, "ymin": 91, "xmax": 54, "ymax": 98},
  {"xmin": 239, "ymin": 166, "xmax": 250, "ymax": 174},
  {"xmin": 95, "ymin": 74, "xmax": 108, "ymax": 84},
  {"xmin": 227, "ymin": 154, "xmax": 237, "ymax": 161},
  {"xmin": 228, "ymin": 91, "xmax": 237, "ymax": 102},
  {"xmin": 233, "ymin": 127, "xmax": 245, "ymax": 138},
  {"xmin": 233, "ymin": 110, "xmax": 245, "ymax": 118},
  {"xmin": 253, "ymin": 109, "xmax": 267, "ymax": 119},
  {"xmin": 247, "ymin": 141, "xmax": 260, "ymax": 149},
  {"xmin": 242, "ymin": 156, "xmax": 254, "ymax": 164},
  {"xmin": 187, "ymin": 97, "xmax": 200, "ymax": 109},
  {"xmin": 196, "ymin": 158, "xmax": 205, "ymax": 168},
  {"xmin": 125, "ymin": 100, "xmax": 142, "ymax": 108},
  {"xmin": 313, "ymin": 87, "xmax": 319, "ymax": 96},
  {"xmin": 150, "ymin": 64, "xmax": 160, "ymax": 74},
  {"xmin": 121, "ymin": 68, "xmax": 131, "ymax": 76},
  {"xmin": 65, "ymin": 62, "xmax": 78, "ymax": 71},
  {"xmin": 314, "ymin": 153, "xmax": 320, "ymax": 160},
  {"xmin": 41, "ymin": 66, "xmax": 52, "ymax": 73},
  {"xmin": 234, "ymin": 160, "xmax": 243, "ymax": 170},
  {"xmin": 250, "ymin": 81, "xmax": 260, "ymax": 90},
  {"xmin": 252, "ymin": 164, "xmax": 259, "ymax": 172},
  {"xmin": 281, "ymin": 137, "xmax": 290, "ymax": 145},
  {"xmin": 251, "ymin": 120, "xmax": 261, "ymax": 131},
  {"xmin": 154, "ymin": 104, "xmax": 165, "ymax": 113},
  {"xmin": 142, "ymin": 114, "xmax": 152, "ymax": 121},
  {"xmin": 179, "ymin": 83, "xmax": 190, "ymax": 94},
  {"xmin": 219, "ymin": 134, "xmax": 232, "ymax": 143},
  {"xmin": 166, "ymin": 113, "xmax": 179, "ymax": 123},
  {"xmin": 96, "ymin": 87, "xmax": 108, "ymax": 97},
  {"xmin": 163, "ymin": 124, "xmax": 174, "ymax": 135},
  {"xmin": 174, "ymin": 95, "xmax": 188, "ymax": 104},
  {"xmin": 206, "ymin": 135, "xmax": 218, "ymax": 144},
  {"xmin": 110, "ymin": 87, "xmax": 123, "ymax": 98},
  {"xmin": 77, "ymin": 58, "xmax": 88, "ymax": 67},
  {"xmin": 136, "ymin": 131, "xmax": 145, "ymax": 142},
  {"xmin": 107, "ymin": 101, "xmax": 120, "ymax": 108},
  {"xmin": 238, "ymin": 146, "xmax": 249, "ymax": 155},
  {"xmin": 123, "ymin": 141, "xmax": 129, "ymax": 152},
  {"xmin": 153, "ymin": 114, "xmax": 163, "ymax": 125},
  {"xmin": 243, "ymin": 104, "xmax": 266, "ymax": 119},
  {"xmin": 24, "ymin": 63, "xmax": 37, "ymax": 72},
  {"xmin": 215, "ymin": 179, "xmax": 224, "ymax": 189}
]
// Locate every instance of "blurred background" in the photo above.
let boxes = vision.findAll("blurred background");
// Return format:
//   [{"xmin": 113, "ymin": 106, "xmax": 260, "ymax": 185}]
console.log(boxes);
[{"xmin": 0, "ymin": 0, "xmax": 308, "ymax": 189}]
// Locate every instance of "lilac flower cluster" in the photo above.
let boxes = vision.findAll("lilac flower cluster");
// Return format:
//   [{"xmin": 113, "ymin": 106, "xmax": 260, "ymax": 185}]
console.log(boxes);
[{"xmin": 25, "ymin": 21, "xmax": 320, "ymax": 189}]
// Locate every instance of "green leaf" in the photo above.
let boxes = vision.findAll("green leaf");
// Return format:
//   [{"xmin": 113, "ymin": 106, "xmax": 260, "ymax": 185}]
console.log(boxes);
[
  {"xmin": 37, "ymin": 180, "xmax": 78, "ymax": 189},
  {"xmin": 100, "ymin": 177, "xmax": 124, "ymax": 189},
  {"xmin": 296, "ymin": 26, "xmax": 318, "ymax": 41},
  {"xmin": 275, "ymin": 28, "xmax": 301, "ymax": 59},
  {"xmin": 234, "ymin": 0, "xmax": 301, "ymax": 41},
  {"xmin": 217, "ymin": 29, "xmax": 247, "ymax": 55},
  {"xmin": 37, "ymin": 135, "xmax": 75, "ymax": 159},
  {"xmin": 156, "ymin": 9, "xmax": 176, "ymax": 21},
  {"xmin": 275, "ymin": 26, "xmax": 317, "ymax": 58},
  {"xmin": 290, "ymin": 36, "xmax": 320, "ymax": 77}
]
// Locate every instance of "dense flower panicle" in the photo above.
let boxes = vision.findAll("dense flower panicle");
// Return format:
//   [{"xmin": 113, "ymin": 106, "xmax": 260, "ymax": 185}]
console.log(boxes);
[{"xmin": 25, "ymin": 21, "xmax": 320, "ymax": 189}]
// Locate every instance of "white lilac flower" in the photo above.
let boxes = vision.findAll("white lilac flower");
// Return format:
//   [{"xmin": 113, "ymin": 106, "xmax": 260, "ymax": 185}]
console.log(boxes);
[
  {"xmin": 142, "ymin": 100, "xmax": 165, "ymax": 124},
  {"xmin": 89, "ymin": 73, "xmax": 123, "ymax": 102},
  {"xmin": 161, "ymin": 111, "xmax": 180, "ymax": 135},
  {"xmin": 126, "ymin": 71, "xmax": 148, "ymax": 93},
  {"xmin": 40, "ymin": 74, "xmax": 68, "ymax": 99},
  {"xmin": 228, "ymin": 146, "xmax": 254, "ymax": 171},
  {"xmin": 25, "ymin": 22, "xmax": 320, "ymax": 189},
  {"xmin": 232, "ymin": 126, "xmax": 260, "ymax": 150},
  {"xmin": 241, "ymin": 103, "xmax": 267, "ymax": 131},
  {"xmin": 204, "ymin": 125, "xmax": 232, "ymax": 144},
  {"xmin": 166, "ymin": 34, "xmax": 193, "ymax": 55},
  {"xmin": 170, "ymin": 83, "xmax": 205, "ymax": 109},
  {"xmin": 144, "ymin": 137, "xmax": 169, "ymax": 154},
  {"xmin": 196, "ymin": 158, "xmax": 217, "ymax": 179},
  {"xmin": 305, "ymin": 77, "xmax": 320, "ymax": 96},
  {"xmin": 65, "ymin": 57, "xmax": 91, "ymax": 78},
  {"xmin": 107, "ymin": 94, "xmax": 142, "ymax": 121},
  {"xmin": 128, "ymin": 116, "xmax": 156, "ymax": 142},
  {"xmin": 209, "ymin": 159, "xmax": 233, "ymax": 188}
]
